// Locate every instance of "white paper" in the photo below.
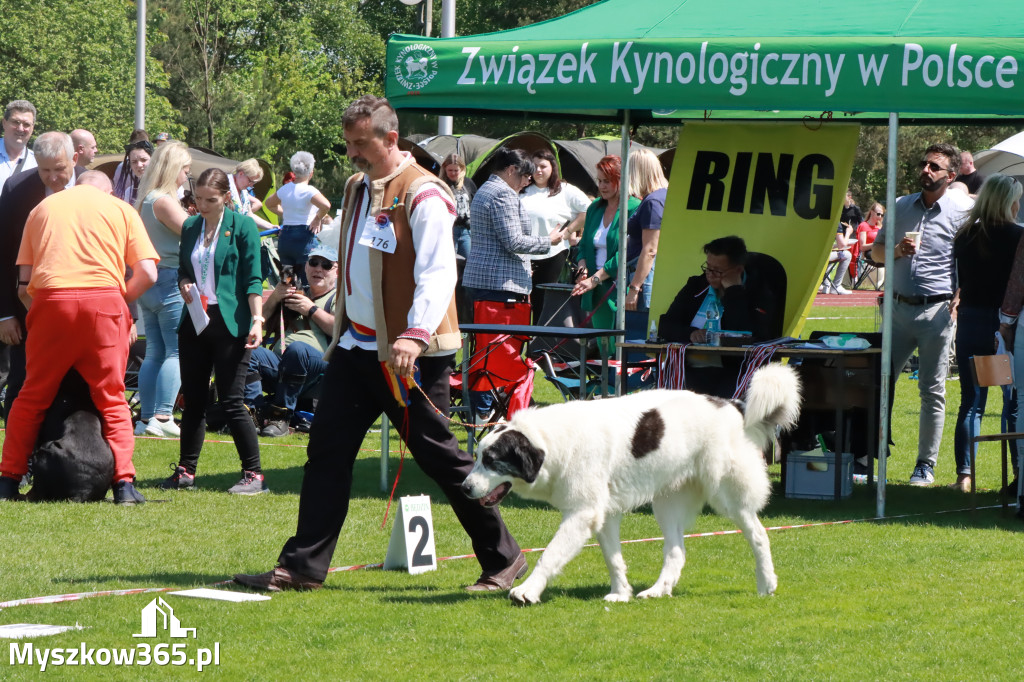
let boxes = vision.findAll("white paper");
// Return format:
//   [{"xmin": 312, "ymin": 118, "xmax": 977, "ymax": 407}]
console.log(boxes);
[
  {"xmin": 0, "ymin": 623, "xmax": 86, "ymax": 639},
  {"xmin": 185, "ymin": 294, "xmax": 210, "ymax": 335},
  {"xmin": 169, "ymin": 588, "xmax": 270, "ymax": 602}
]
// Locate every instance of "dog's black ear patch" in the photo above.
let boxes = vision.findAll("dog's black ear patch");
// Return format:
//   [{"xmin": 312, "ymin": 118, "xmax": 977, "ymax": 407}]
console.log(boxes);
[
  {"xmin": 630, "ymin": 409, "xmax": 665, "ymax": 459},
  {"xmin": 484, "ymin": 430, "xmax": 545, "ymax": 483}
]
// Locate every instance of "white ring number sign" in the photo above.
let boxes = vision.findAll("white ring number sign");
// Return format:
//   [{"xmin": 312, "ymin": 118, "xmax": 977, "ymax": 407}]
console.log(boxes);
[{"xmin": 383, "ymin": 495, "xmax": 437, "ymax": 574}]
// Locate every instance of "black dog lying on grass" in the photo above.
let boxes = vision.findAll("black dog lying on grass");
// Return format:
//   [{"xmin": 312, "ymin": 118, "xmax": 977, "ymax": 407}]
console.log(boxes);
[{"xmin": 24, "ymin": 370, "xmax": 114, "ymax": 502}]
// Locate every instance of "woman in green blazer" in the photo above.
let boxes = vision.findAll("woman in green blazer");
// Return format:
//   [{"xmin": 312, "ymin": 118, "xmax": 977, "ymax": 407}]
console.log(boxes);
[
  {"xmin": 163, "ymin": 168, "xmax": 266, "ymax": 495},
  {"xmin": 571, "ymin": 155, "xmax": 640, "ymax": 355}
]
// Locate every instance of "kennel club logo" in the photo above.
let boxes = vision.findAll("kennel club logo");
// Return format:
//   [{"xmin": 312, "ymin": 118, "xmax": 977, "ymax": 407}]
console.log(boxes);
[
  {"xmin": 8, "ymin": 598, "xmax": 220, "ymax": 672},
  {"xmin": 395, "ymin": 43, "xmax": 439, "ymax": 90}
]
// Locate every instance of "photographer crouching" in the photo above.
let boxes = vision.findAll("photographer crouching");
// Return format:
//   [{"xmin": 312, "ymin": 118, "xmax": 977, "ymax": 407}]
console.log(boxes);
[{"xmin": 246, "ymin": 243, "xmax": 337, "ymax": 436}]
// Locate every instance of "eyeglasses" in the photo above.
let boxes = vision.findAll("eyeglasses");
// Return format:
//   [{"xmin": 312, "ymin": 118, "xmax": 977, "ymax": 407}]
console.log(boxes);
[
  {"xmin": 701, "ymin": 262, "xmax": 737, "ymax": 277},
  {"xmin": 307, "ymin": 257, "xmax": 335, "ymax": 269},
  {"xmin": 917, "ymin": 160, "xmax": 949, "ymax": 173}
]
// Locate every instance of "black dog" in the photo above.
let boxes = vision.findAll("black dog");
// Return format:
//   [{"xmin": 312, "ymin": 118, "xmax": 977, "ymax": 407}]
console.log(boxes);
[{"xmin": 26, "ymin": 370, "xmax": 114, "ymax": 502}]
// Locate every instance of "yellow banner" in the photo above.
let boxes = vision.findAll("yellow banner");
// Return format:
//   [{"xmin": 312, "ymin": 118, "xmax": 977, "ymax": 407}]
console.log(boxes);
[{"xmin": 651, "ymin": 122, "xmax": 860, "ymax": 338}]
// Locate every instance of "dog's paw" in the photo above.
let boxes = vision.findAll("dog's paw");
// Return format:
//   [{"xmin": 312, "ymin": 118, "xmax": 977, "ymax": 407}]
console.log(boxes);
[
  {"xmin": 509, "ymin": 585, "xmax": 542, "ymax": 606},
  {"xmin": 636, "ymin": 584, "xmax": 673, "ymax": 599},
  {"xmin": 603, "ymin": 592, "xmax": 631, "ymax": 603},
  {"xmin": 757, "ymin": 573, "xmax": 778, "ymax": 596}
]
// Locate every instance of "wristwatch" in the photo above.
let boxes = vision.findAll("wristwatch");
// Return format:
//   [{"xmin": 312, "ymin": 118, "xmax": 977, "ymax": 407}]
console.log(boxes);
[
  {"xmin": 628, "ymin": 284, "xmax": 642, "ymax": 293},
  {"xmin": 591, "ymin": 274, "xmax": 600, "ymax": 286},
  {"xmin": 306, "ymin": 305, "xmax": 318, "ymax": 319}
]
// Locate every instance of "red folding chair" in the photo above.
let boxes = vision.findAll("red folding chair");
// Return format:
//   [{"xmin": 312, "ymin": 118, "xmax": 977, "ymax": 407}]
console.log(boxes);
[{"xmin": 449, "ymin": 299, "xmax": 536, "ymax": 435}]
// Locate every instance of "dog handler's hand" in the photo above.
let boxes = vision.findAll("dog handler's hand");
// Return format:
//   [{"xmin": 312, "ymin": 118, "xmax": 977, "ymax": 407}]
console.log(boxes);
[
  {"xmin": 0, "ymin": 317, "xmax": 23, "ymax": 345},
  {"xmin": 388, "ymin": 338, "xmax": 423, "ymax": 378},
  {"xmin": 179, "ymin": 280, "xmax": 195, "ymax": 305},
  {"xmin": 246, "ymin": 318, "xmax": 264, "ymax": 349}
]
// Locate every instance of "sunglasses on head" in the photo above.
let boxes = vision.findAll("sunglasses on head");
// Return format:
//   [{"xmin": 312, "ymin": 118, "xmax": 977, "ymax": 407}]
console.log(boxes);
[
  {"xmin": 125, "ymin": 140, "xmax": 154, "ymax": 155},
  {"xmin": 307, "ymin": 257, "xmax": 335, "ymax": 269}
]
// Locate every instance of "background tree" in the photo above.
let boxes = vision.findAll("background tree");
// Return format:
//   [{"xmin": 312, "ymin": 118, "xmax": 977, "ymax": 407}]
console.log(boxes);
[{"xmin": 0, "ymin": 0, "xmax": 181, "ymax": 153}]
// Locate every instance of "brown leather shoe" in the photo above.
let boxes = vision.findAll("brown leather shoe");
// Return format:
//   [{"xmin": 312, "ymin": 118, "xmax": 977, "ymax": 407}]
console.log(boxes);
[
  {"xmin": 233, "ymin": 566, "xmax": 322, "ymax": 592},
  {"xmin": 465, "ymin": 553, "xmax": 528, "ymax": 592}
]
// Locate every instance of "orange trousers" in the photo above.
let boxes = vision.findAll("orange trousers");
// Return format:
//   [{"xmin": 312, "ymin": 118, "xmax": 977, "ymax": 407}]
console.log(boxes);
[{"xmin": 1, "ymin": 288, "xmax": 135, "ymax": 482}]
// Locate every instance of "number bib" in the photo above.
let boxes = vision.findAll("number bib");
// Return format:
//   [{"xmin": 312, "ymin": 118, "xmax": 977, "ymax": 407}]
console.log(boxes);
[{"xmin": 359, "ymin": 214, "xmax": 397, "ymax": 254}]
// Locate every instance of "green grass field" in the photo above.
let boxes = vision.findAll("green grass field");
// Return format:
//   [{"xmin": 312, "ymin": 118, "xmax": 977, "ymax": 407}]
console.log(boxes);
[{"xmin": 1, "ymin": 303, "xmax": 1020, "ymax": 681}]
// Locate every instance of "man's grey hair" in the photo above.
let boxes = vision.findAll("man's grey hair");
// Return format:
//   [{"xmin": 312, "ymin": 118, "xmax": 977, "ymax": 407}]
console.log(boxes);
[
  {"xmin": 34, "ymin": 131, "xmax": 75, "ymax": 162},
  {"xmin": 4, "ymin": 100, "xmax": 36, "ymax": 121},
  {"xmin": 342, "ymin": 95, "xmax": 399, "ymax": 139},
  {"xmin": 290, "ymin": 151, "xmax": 315, "ymax": 179}
]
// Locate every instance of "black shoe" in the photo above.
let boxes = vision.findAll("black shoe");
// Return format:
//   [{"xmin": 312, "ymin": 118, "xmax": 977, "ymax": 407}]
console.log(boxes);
[
  {"xmin": 160, "ymin": 465, "xmax": 195, "ymax": 490},
  {"xmin": 260, "ymin": 419, "xmax": 290, "ymax": 437},
  {"xmin": 113, "ymin": 480, "xmax": 146, "ymax": 505},
  {"xmin": 0, "ymin": 476, "xmax": 21, "ymax": 500}
]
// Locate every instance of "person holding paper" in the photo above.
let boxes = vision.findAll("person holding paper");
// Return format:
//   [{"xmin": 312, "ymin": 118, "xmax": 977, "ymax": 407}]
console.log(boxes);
[
  {"xmin": 164, "ymin": 168, "xmax": 266, "ymax": 495},
  {"xmin": 952, "ymin": 175, "xmax": 1023, "ymax": 493}
]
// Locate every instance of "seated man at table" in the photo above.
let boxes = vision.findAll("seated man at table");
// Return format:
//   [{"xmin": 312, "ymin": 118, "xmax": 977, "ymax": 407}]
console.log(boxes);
[{"xmin": 658, "ymin": 236, "xmax": 779, "ymax": 398}]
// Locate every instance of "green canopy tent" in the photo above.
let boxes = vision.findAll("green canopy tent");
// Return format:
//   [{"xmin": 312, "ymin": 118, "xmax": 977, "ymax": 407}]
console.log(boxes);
[{"xmin": 386, "ymin": 0, "xmax": 1024, "ymax": 516}]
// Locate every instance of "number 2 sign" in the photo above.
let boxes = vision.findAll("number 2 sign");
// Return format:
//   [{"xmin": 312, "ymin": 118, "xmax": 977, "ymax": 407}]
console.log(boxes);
[{"xmin": 383, "ymin": 495, "xmax": 437, "ymax": 575}]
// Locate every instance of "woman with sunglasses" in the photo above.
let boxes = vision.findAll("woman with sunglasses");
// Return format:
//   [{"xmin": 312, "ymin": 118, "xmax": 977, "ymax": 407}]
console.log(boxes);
[
  {"xmin": 571, "ymin": 155, "xmax": 640, "ymax": 356},
  {"xmin": 164, "ymin": 168, "xmax": 266, "ymax": 495},
  {"xmin": 132, "ymin": 141, "xmax": 192, "ymax": 438},
  {"xmin": 113, "ymin": 130, "xmax": 154, "ymax": 205}
]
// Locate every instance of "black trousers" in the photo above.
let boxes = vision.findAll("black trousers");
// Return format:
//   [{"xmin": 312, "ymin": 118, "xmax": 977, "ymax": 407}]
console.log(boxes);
[
  {"xmin": 277, "ymin": 347, "xmax": 522, "ymax": 582},
  {"xmin": 2, "ymin": 340, "xmax": 25, "ymax": 419},
  {"xmin": 178, "ymin": 308, "xmax": 261, "ymax": 473}
]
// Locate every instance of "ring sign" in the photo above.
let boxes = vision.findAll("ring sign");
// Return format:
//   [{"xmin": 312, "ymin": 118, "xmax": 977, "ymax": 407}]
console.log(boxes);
[{"xmin": 383, "ymin": 495, "xmax": 437, "ymax": 574}]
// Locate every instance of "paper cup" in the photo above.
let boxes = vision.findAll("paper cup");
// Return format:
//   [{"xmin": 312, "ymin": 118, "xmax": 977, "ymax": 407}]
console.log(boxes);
[{"xmin": 907, "ymin": 231, "xmax": 922, "ymax": 249}]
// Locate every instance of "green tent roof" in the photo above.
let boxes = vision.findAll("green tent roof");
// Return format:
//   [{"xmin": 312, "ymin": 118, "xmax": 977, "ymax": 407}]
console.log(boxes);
[{"xmin": 385, "ymin": 0, "xmax": 1024, "ymax": 122}]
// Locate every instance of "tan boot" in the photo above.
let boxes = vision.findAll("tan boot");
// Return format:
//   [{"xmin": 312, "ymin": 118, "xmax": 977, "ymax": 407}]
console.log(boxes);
[{"xmin": 947, "ymin": 474, "xmax": 971, "ymax": 493}]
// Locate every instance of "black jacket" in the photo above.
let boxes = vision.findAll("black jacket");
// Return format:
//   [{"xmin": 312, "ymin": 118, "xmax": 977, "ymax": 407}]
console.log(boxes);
[{"xmin": 659, "ymin": 271, "xmax": 779, "ymax": 343}]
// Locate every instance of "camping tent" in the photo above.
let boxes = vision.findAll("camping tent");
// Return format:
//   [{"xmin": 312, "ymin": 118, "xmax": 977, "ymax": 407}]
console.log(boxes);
[
  {"xmin": 973, "ymin": 131, "xmax": 1024, "ymax": 182},
  {"xmin": 385, "ymin": 0, "xmax": 1024, "ymax": 516}
]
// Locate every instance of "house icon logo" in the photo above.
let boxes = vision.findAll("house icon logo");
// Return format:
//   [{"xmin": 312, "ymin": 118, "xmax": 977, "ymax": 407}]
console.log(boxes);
[{"xmin": 133, "ymin": 597, "xmax": 197, "ymax": 639}]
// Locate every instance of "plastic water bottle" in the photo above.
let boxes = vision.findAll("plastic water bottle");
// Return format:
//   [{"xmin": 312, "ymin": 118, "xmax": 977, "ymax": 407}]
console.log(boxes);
[
  {"xmin": 648, "ymin": 321, "xmax": 658, "ymax": 343},
  {"xmin": 705, "ymin": 307, "xmax": 721, "ymax": 346}
]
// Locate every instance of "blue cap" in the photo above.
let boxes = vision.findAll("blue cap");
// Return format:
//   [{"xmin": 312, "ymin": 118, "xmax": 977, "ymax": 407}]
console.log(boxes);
[{"xmin": 309, "ymin": 242, "xmax": 338, "ymax": 263}]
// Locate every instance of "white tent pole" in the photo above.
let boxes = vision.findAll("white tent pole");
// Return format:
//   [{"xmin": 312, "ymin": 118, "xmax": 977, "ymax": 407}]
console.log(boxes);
[
  {"xmin": 615, "ymin": 111, "xmax": 631, "ymax": 396},
  {"xmin": 877, "ymin": 112, "xmax": 898, "ymax": 518}
]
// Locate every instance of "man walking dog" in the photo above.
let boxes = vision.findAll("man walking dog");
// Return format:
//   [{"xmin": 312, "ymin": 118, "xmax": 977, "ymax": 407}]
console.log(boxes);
[{"xmin": 235, "ymin": 95, "xmax": 527, "ymax": 592}]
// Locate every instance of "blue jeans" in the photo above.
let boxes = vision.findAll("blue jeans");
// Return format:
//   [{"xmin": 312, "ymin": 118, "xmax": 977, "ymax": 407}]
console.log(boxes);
[
  {"xmin": 245, "ymin": 342, "xmax": 327, "ymax": 411},
  {"xmin": 137, "ymin": 267, "xmax": 183, "ymax": 419},
  {"xmin": 277, "ymin": 224, "xmax": 318, "ymax": 285},
  {"xmin": 453, "ymin": 224, "xmax": 471, "ymax": 260},
  {"xmin": 954, "ymin": 306, "xmax": 1018, "ymax": 475}
]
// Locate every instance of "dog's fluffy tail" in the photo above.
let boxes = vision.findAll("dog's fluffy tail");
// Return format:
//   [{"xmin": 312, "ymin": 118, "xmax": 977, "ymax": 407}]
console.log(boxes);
[{"xmin": 742, "ymin": 364, "xmax": 802, "ymax": 450}]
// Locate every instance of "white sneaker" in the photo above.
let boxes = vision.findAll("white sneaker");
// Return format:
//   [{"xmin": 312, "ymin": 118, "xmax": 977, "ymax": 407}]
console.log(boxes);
[
  {"xmin": 144, "ymin": 417, "xmax": 180, "ymax": 437},
  {"xmin": 818, "ymin": 284, "xmax": 828, "ymax": 294},
  {"xmin": 133, "ymin": 420, "xmax": 147, "ymax": 436},
  {"xmin": 833, "ymin": 285, "xmax": 852, "ymax": 295}
]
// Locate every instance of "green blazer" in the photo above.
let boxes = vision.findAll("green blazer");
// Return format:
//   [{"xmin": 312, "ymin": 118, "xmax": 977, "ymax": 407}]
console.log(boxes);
[{"xmin": 177, "ymin": 210, "xmax": 263, "ymax": 337}]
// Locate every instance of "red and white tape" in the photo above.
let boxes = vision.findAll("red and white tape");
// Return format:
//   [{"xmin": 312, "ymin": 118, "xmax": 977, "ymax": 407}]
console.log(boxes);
[{"xmin": 1, "ymin": 504, "xmax": 1006, "ymax": 611}]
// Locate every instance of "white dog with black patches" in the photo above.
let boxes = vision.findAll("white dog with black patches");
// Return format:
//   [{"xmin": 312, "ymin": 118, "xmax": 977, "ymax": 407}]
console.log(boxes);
[{"xmin": 461, "ymin": 363, "xmax": 801, "ymax": 605}]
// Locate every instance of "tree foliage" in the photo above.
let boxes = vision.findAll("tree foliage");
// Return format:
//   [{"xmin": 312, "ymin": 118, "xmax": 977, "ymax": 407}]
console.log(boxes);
[
  {"xmin": 152, "ymin": 0, "xmax": 385, "ymax": 198},
  {"xmin": 0, "ymin": 0, "xmax": 181, "ymax": 153}
]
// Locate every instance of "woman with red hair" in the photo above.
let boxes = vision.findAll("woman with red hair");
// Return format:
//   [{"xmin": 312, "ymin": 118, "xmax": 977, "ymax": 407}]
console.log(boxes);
[{"xmin": 571, "ymin": 155, "xmax": 640, "ymax": 353}]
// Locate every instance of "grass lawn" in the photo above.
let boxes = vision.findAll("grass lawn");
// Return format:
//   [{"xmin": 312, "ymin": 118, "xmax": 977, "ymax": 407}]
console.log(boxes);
[{"xmin": 1, "ymin": 303, "xmax": 1020, "ymax": 681}]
